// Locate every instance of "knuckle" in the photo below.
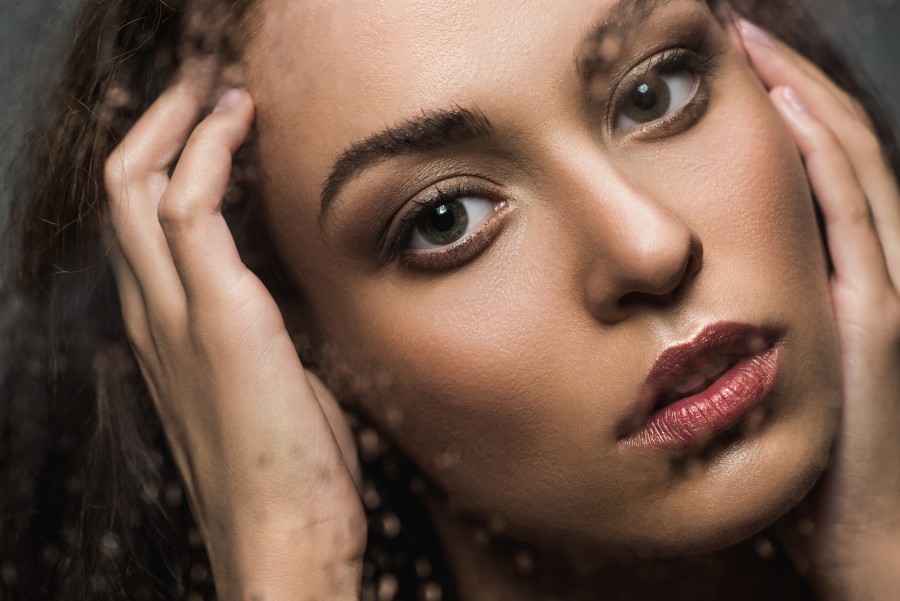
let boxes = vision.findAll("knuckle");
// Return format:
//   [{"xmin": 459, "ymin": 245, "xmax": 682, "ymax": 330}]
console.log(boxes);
[
  {"xmin": 190, "ymin": 116, "xmax": 226, "ymax": 147},
  {"xmin": 157, "ymin": 193, "xmax": 198, "ymax": 230},
  {"xmin": 121, "ymin": 318, "xmax": 153, "ymax": 362},
  {"xmin": 855, "ymin": 130, "xmax": 884, "ymax": 163},
  {"xmin": 850, "ymin": 98, "xmax": 876, "ymax": 131},
  {"xmin": 809, "ymin": 123, "xmax": 841, "ymax": 155},
  {"xmin": 843, "ymin": 196, "xmax": 873, "ymax": 227},
  {"xmin": 147, "ymin": 305, "xmax": 186, "ymax": 343}
]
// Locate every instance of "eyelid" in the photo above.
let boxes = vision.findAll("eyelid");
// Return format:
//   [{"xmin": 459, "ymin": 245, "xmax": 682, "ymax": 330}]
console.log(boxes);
[
  {"xmin": 382, "ymin": 177, "xmax": 510, "ymax": 269},
  {"xmin": 607, "ymin": 46, "xmax": 717, "ymax": 139},
  {"xmin": 599, "ymin": 16, "xmax": 719, "ymax": 124}
]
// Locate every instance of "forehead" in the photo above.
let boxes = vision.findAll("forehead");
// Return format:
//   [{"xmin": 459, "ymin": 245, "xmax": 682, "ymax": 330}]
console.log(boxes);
[
  {"xmin": 242, "ymin": 0, "xmax": 703, "ymax": 212},
  {"xmin": 249, "ymin": 0, "xmax": 590, "ymax": 123}
]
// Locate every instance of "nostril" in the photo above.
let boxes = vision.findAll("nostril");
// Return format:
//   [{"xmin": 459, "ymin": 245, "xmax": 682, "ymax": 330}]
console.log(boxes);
[
  {"xmin": 684, "ymin": 234, "xmax": 704, "ymax": 281},
  {"xmin": 616, "ymin": 233, "xmax": 703, "ymax": 310}
]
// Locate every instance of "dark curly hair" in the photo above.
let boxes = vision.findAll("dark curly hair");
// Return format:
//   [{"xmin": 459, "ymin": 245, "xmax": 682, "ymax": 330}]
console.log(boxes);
[{"xmin": 1, "ymin": 1, "xmax": 897, "ymax": 599}]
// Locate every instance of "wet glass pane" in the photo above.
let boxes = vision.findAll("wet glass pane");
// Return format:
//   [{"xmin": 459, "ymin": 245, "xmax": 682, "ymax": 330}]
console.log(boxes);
[{"xmin": 2, "ymin": 1, "xmax": 899, "ymax": 599}]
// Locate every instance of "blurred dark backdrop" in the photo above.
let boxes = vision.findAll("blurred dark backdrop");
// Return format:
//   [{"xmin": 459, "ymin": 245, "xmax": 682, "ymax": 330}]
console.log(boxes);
[{"xmin": 1, "ymin": 0, "xmax": 899, "ymax": 231}]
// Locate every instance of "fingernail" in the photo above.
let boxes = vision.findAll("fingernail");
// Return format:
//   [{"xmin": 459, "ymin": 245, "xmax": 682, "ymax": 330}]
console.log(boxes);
[
  {"xmin": 783, "ymin": 87, "xmax": 808, "ymax": 113},
  {"xmin": 213, "ymin": 88, "xmax": 243, "ymax": 113},
  {"xmin": 737, "ymin": 17, "xmax": 774, "ymax": 48}
]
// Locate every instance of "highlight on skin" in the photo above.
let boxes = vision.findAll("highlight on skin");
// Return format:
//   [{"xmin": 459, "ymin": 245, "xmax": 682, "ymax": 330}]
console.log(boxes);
[{"xmin": 2, "ymin": 0, "xmax": 899, "ymax": 599}]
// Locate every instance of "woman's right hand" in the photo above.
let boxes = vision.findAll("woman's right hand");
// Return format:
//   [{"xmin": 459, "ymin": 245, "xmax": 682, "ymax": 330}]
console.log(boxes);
[{"xmin": 103, "ymin": 68, "xmax": 365, "ymax": 601}]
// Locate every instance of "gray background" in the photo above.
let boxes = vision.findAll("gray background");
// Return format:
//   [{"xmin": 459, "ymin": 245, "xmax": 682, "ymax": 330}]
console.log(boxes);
[{"xmin": 2, "ymin": 0, "xmax": 899, "ymax": 227}]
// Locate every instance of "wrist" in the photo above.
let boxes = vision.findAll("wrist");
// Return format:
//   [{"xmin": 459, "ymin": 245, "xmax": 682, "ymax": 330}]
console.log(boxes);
[
  {"xmin": 208, "ymin": 513, "xmax": 366, "ymax": 601},
  {"xmin": 807, "ymin": 527, "xmax": 900, "ymax": 600}
]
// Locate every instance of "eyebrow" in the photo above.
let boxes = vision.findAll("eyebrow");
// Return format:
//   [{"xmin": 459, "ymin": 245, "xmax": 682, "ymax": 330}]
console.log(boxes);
[
  {"xmin": 319, "ymin": 0, "xmax": 698, "ymax": 216},
  {"xmin": 576, "ymin": 0, "xmax": 679, "ymax": 82},
  {"xmin": 319, "ymin": 106, "xmax": 493, "ymax": 216}
]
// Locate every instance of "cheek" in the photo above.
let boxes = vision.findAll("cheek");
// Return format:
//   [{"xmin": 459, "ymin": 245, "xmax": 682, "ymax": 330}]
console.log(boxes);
[
  {"xmin": 649, "ymin": 58, "xmax": 826, "ymax": 299},
  {"xmin": 316, "ymin": 246, "xmax": 646, "ymax": 536},
  {"xmin": 301, "ymin": 56, "xmax": 838, "ymax": 547}
]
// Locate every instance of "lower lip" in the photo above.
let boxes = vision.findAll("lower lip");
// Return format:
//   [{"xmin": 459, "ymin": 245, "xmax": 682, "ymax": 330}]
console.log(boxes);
[{"xmin": 622, "ymin": 346, "xmax": 783, "ymax": 451}]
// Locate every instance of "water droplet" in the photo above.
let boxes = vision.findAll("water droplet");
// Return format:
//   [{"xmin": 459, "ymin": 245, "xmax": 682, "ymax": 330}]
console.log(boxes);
[
  {"xmin": 409, "ymin": 475, "xmax": 427, "ymax": 495},
  {"xmin": 433, "ymin": 445, "xmax": 461, "ymax": 470},
  {"xmin": 377, "ymin": 574, "xmax": 398, "ymax": 601},
  {"xmin": 358, "ymin": 428, "xmax": 381, "ymax": 460},
  {"xmin": 385, "ymin": 403, "xmax": 404, "ymax": 427},
  {"xmin": 421, "ymin": 581, "xmax": 442, "ymax": 601},
  {"xmin": 100, "ymin": 532, "xmax": 122, "ymax": 560},
  {"xmin": 514, "ymin": 550, "xmax": 535, "ymax": 574},
  {"xmin": 381, "ymin": 512, "xmax": 402, "ymax": 538},
  {"xmin": 489, "ymin": 514, "xmax": 507, "ymax": 534},
  {"xmin": 141, "ymin": 481, "xmax": 160, "ymax": 503},
  {"xmin": 754, "ymin": 536, "xmax": 776, "ymax": 560},
  {"xmin": 165, "ymin": 481, "xmax": 183, "ymax": 507},
  {"xmin": 191, "ymin": 562, "xmax": 210, "ymax": 582},
  {"xmin": 415, "ymin": 557, "xmax": 432, "ymax": 579},
  {"xmin": 41, "ymin": 545, "xmax": 59, "ymax": 566},
  {"xmin": 363, "ymin": 482, "xmax": 382, "ymax": 510},
  {"xmin": 474, "ymin": 528, "xmax": 490, "ymax": 545},
  {"xmin": 188, "ymin": 528, "xmax": 204, "ymax": 549},
  {"xmin": 1, "ymin": 562, "xmax": 18, "ymax": 585}
]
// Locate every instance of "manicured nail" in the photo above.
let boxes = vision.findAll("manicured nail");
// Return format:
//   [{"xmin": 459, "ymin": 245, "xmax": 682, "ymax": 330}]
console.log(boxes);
[
  {"xmin": 737, "ymin": 18, "xmax": 774, "ymax": 48},
  {"xmin": 213, "ymin": 88, "xmax": 243, "ymax": 113},
  {"xmin": 783, "ymin": 87, "xmax": 808, "ymax": 113}
]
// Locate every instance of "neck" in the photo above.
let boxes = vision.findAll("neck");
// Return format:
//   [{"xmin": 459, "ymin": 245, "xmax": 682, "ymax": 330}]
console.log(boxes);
[{"xmin": 423, "ymin": 491, "xmax": 813, "ymax": 601}]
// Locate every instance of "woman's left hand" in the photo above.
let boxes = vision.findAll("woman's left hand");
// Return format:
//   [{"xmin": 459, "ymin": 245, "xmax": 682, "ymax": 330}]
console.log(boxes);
[{"xmin": 736, "ymin": 15, "xmax": 900, "ymax": 598}]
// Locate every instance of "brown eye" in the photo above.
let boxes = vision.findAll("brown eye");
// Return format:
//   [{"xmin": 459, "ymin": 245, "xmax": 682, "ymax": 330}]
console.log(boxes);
[
  {"xmin": 616, "ymin": 70, "xmax": 695, "ymax": 131},
  {"xmin": 408, "ymin": 197, "xmax": 496, "ymax": 249}
]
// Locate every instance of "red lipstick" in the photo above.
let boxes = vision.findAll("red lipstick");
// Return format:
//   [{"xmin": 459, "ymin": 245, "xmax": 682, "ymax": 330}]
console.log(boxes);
[{"xmin": 619, "ymin": 322, "xmax": 783, "ymax": 451}]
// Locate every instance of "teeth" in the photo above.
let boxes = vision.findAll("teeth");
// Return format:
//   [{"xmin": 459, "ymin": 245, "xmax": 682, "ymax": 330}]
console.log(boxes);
[
  {"xmin": 671, "ymin": 355, "xmax": 734, "ymax": 396},
  {"xmin": 674, "ymin": 371, "xmax": 707, "ymax": 394}
]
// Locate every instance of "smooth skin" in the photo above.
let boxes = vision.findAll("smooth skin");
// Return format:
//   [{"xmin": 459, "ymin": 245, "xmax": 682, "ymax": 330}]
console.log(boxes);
[
  {"xmin": 104, "ymin": 11, "xmax": 900, "ymax": 601},
  {"xmin": 735, "ymin": 19, "xmax": 900, "ymax": 599}
]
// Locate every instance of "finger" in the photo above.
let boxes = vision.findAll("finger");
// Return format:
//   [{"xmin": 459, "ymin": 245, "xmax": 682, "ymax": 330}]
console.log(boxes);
[
  {"xmin": 104, "ymin": 75, "xmax": 213, "ymax": 313},
  {"xmin": 156, "ymin": 88, "xmax": 255, "ymax": 303},
  {"xmin": 772, "ymin": 86, "xmax": 890, "ymax": 292},
  {"xmin": 105, "ymin": 61, "xmax": 216, "ymax": 307},
  {"xmin": 737, "ymin": 17, "xmax": 900, "ymax": 283},
  {"xmin": 107, "ymin": 241, "xmax": 153, "ymax": 352},
  {"xmin": 734, "ymin": 17, "xmax": 859, "ymax": 117},
  {"xmin": 308, "ymin": 371, "xmax": 362, "ymax": 489}
]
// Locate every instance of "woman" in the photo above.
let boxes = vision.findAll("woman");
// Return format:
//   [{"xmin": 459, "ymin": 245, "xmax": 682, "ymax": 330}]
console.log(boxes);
[{"xmin": 2, "ymin": 0, "xmax": 899, "ymax": 599}]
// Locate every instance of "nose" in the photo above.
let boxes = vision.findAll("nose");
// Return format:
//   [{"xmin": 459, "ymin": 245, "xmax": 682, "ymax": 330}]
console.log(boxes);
[{"xmin": 581, "ymin": 179, "xmax": 703, "ymax": 324}]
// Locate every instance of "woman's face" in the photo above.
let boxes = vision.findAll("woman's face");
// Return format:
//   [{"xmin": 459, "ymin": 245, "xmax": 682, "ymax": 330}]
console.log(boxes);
[{"xmin": 243, "ymin": 0, "xmax": 842, "ymax": 554}]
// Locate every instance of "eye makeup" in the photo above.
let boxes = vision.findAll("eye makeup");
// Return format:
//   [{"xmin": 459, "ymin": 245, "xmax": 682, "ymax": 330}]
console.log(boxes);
[
  {"xmin": 381, "ymin": 178, "xmax": 511, "ymax": 271},
  {"xmin": 349, "ymin": 2, "xmax": 726, "ymax": 273},
  {"xmin": 589, "ymin": 10, "xmax": 722, "ymax": 140},
  {"xmin": 609, "ymin": 45, "xmax": 717, "ymax": 140}
]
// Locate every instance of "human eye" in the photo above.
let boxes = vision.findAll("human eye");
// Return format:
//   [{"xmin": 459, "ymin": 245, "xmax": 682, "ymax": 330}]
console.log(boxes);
[
  {"xmin": 612, "ymin": 48, "xmax": 715, "ymax": 136},
  {"xmin": 392, "ymin": 183, "xmax": 506, "ymax": 270}
]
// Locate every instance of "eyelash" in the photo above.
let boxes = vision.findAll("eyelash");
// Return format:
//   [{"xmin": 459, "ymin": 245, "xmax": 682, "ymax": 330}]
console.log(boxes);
[
  {"xmin": 387, "ymin": 181, "xmax": 507, "ymax": 270},
  {"xmin": 385, "ymin": 41, "xmax": 720, "ymax": 270},
  {"xmin": 609, "ymin": 45, "xmax": 718, "ymax": 137}
]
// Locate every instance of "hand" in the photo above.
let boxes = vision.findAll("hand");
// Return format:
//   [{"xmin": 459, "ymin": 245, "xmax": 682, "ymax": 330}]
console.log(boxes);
[
  {"xmin": 103, "ymin": 66, "xmax": 365, "ymax": 601},
  {"xmin": 736, "ymin": 16, "xmax": 900, "ymax": 599}
]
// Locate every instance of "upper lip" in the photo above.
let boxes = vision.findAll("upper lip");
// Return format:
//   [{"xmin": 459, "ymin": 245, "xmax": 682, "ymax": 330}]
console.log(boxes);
[{"xmin": 617, "ymin": 321, "xmax": 782, "ymax": 439}]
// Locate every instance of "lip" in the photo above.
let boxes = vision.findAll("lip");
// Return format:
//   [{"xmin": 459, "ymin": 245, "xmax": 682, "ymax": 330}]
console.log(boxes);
[{"xmin": 618, "ymin": 322, "xmax": 783, "ymax": 451}]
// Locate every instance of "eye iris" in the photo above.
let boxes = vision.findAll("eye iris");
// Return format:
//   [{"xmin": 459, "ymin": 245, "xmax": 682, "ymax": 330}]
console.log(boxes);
[
  {"xmin": 418, "ymin": 201, "xmax": 469, "ymax": 245},
  {"xmin": 624, "ymin": 74, "xmax": 672, "ymax": 123}
]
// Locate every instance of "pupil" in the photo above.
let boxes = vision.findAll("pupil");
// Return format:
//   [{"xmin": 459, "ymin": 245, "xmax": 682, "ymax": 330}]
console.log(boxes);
[
  {"xmin": 631, "ymin": 81, "xmax": 658, "ymax": 112},
  {"xmin": 430, "ymin": 204, "xmax": 455, "ymax": 232}
]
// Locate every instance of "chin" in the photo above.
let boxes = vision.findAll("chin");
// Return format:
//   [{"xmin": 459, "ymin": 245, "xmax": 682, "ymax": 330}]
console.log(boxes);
[
  {"xmin": 630, "ymin": 409, "xmax": 836, "ymax": 557},
  {"xmin": 545, "ymin": 400, "xmax": 839, "ymax": 558}
]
